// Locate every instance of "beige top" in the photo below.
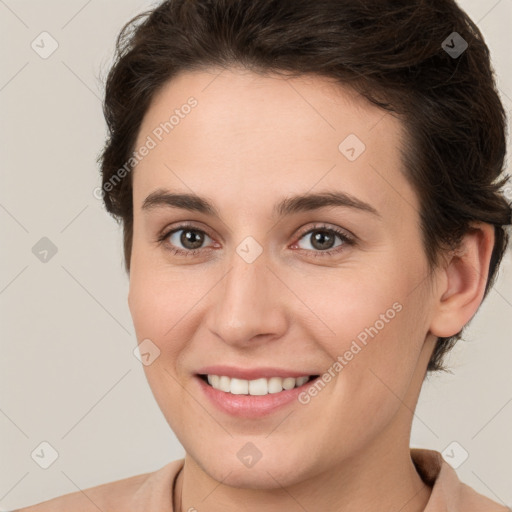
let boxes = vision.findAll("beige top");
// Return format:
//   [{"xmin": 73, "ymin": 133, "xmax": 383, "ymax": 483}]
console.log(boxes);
[{"xmin": 16, "ymin": 449, "xmax": 508, "ymax": 511}]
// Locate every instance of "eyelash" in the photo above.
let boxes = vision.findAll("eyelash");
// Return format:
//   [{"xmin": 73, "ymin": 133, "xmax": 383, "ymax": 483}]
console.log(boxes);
[{"xmin": 156, "ymin": 222, "xmax": 356, "ymax": 258}]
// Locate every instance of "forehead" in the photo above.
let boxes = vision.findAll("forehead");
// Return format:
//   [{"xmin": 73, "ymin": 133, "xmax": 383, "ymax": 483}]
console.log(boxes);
[{"xmin": 132, "ymin": 67, "xmax": 419, "ymax": 222}]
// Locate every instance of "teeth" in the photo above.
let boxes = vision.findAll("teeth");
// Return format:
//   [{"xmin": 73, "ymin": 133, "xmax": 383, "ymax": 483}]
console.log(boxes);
[
  {"xmin": 219, "ymin": 376, "xmax": 230, "ymax": 393},
  {"xmin": 205, "ymin": 374, "xmax": 312, "ymax": 395},
  {"xmin": 296, "ymin": 376, "xmax": 309, "ymax": 387},
  {"xmin": 282, "ymin": 377, "xmax": 296, "ymax": 390},
  {"xmin": 230, "ymin": 378, "xmax": 248, "ymax": 395},
  {"xmin": 248, "ymin": 378, "xmax": 267, "ymax": 396},
  {"xmin": 268, "ymin": 376, "xmax": 283, "ymax": 394}
]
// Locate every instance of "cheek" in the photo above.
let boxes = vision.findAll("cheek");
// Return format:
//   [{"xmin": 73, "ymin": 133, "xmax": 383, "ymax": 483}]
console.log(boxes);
[
  {"xmin": 308, "ymin": 306, "xmax": 426, "ymax": 456},
  {"xmin": 128, "ymin": 268, "xmax": 191, "ymax": 416},
  {"xmin": 128, "ymin": 274, "xmax": 166, "ymax": 337},
  {"xmin": 301, "ymin": 264, "xmax": 405, "ymax": 345},
  {"xmin": 307, "ymin": 259, "xmax": 429, "ymax": 393},
  {"xmin": 128, "ymin": 246, "xmax": 192, "ymax": 338},
  {"xmin": 127, "ymin": 259, "xmax": 211, "ymax": 375}
]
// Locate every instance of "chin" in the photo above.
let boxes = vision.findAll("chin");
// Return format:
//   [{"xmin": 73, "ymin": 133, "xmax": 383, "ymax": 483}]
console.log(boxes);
[
  {"xmin": 205, "ymin": 461, "xmax": 302, "ymax": 489},
  {"xmin": 191, "ymin": 441, "xmax": 318, "ymax": 490}
]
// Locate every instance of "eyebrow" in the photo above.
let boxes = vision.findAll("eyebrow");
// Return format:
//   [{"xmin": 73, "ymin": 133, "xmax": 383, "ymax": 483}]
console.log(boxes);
[{"xmin": 141, "ymin": 188, "xmax": 381, "ymax": 219}]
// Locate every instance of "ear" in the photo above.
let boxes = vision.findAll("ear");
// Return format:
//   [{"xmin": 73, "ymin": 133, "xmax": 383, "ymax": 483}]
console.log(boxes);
[{"xmin": 429, "ymin": 222, "xmax": 495, "ymax": 338}]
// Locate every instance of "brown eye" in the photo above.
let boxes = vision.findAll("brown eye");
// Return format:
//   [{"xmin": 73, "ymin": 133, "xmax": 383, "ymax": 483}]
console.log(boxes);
[
  {"xmin": 297, "ymin": 229, "xmax": 345, "ymax": 251},
  {"xmin": 158, "ymin": 224, "xmax": 215, "ymax": 256},
  {"xmin": 306, "ymin": 230, "xmax": 338, "ymax": 250},
  {"xmin": 174, "ymin": 229, "xmax": 206, "ymax": 250},
  {"xmin": 293, "ymin": 224, "xmax": 355, "ymax": 258}
]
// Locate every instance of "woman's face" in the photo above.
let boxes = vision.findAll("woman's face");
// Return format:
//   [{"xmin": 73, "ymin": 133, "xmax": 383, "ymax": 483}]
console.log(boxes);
[{"xmin": 128, "ymin": 67, "xmax": 440, "ymax": 487}]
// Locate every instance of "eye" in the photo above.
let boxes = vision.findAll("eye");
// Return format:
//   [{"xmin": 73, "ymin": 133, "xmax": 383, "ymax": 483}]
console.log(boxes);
[
  {"xmin": 293, "ymin": 224, "xmax": 355, "ymax": 257},
  {"xmin": 157, "ymin": 222, "xmax": 355, "ymax": 258},
  {"xmin": 157, "ymin": 223, "xmax": 215, "ymax": 257}
]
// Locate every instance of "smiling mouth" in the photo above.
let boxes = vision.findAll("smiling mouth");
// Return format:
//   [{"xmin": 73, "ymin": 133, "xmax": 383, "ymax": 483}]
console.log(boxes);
[{"xmin": 198, "ymin": 374, "xmax": 320, "ymax": 396}]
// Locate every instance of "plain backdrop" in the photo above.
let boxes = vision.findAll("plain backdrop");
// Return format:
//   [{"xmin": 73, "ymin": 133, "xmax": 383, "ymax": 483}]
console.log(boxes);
[{"xmin": 1, "ymin": 0, "xmax": 511, "ymax": 509}]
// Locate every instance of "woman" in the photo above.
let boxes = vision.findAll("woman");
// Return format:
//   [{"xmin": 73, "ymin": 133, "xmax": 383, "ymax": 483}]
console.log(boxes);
[{"xmin": 17, "ymin": 0, "xmax": 511, "ymax": 510}]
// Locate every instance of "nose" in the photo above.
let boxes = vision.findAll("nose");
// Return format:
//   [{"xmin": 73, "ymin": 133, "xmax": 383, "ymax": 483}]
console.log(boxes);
[{"xmin": 206, "ymin": 248, "xmax": 288, "ymax": 347}]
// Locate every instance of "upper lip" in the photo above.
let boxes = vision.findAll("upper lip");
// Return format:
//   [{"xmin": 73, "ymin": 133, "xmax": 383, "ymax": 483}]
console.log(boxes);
[{"xmin": 196, "ymin": 365, "xmax": 318, "ymax": 380}]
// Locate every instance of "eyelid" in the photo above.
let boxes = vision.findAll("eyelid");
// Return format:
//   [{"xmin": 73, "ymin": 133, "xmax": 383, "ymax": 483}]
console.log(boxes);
[
  {"xmin": 157, "ymin": 221, "xmax": 215, "ymax": 243},
  {"xmin": 294, "ymin": 222, "xmax": 356, "ymax": 243}
]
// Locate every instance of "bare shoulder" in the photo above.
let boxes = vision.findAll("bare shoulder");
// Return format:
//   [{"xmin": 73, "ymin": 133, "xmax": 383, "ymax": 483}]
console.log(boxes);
[{"xmin": 14, "ymin": 470, "xmax": 153, "ymax": 512}]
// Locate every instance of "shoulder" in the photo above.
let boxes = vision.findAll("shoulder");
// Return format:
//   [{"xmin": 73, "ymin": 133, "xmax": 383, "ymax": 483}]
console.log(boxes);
[
  {"xmin": 411, "ymin": 448, "xmax": 509, "ymax": 512},
  {"xmin": 14, "ymin": 472, "xmax": 152, "ymax": 512},
  {"xmin": 14, "ymin": 459, "xmax": 184, "ymax": 512},
  {"xmin": 455, "ymin": 479, "xmax": 510, "ymax": 512}
]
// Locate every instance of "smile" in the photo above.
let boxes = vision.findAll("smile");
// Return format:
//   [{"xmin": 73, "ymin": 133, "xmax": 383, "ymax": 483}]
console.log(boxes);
[{"xmin": 200, "ymin": 374, "xmax": 318, "ymax": 395}]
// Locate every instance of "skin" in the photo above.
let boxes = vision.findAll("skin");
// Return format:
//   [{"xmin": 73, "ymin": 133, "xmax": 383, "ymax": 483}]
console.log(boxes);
[{"xmin": 127, "ymin": 67, "xmax": 494, "ymax": 512}]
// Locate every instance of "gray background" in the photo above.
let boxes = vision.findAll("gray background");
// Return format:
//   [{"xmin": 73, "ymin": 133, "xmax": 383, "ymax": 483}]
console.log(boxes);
[{"xmin": 1, "ymin": 0, "xmax": 511, "ymax": 509}]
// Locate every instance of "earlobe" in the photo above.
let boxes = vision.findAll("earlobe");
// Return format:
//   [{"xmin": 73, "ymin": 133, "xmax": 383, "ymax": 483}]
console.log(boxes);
[{"xmin": 429, "ymin": 222, "xmax": 495, "ymax": 338}]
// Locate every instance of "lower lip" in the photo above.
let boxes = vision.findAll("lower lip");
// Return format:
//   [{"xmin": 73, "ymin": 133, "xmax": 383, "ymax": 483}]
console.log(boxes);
[{"xmin": 195, "ymin": 375, "xmax": 317, "ymax": 419}]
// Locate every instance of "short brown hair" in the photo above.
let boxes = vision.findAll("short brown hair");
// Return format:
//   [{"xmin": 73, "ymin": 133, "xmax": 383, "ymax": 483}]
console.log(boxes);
[{"xmin": 98, "ymin": 0, "xmax": 511, "ymax": 372}]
